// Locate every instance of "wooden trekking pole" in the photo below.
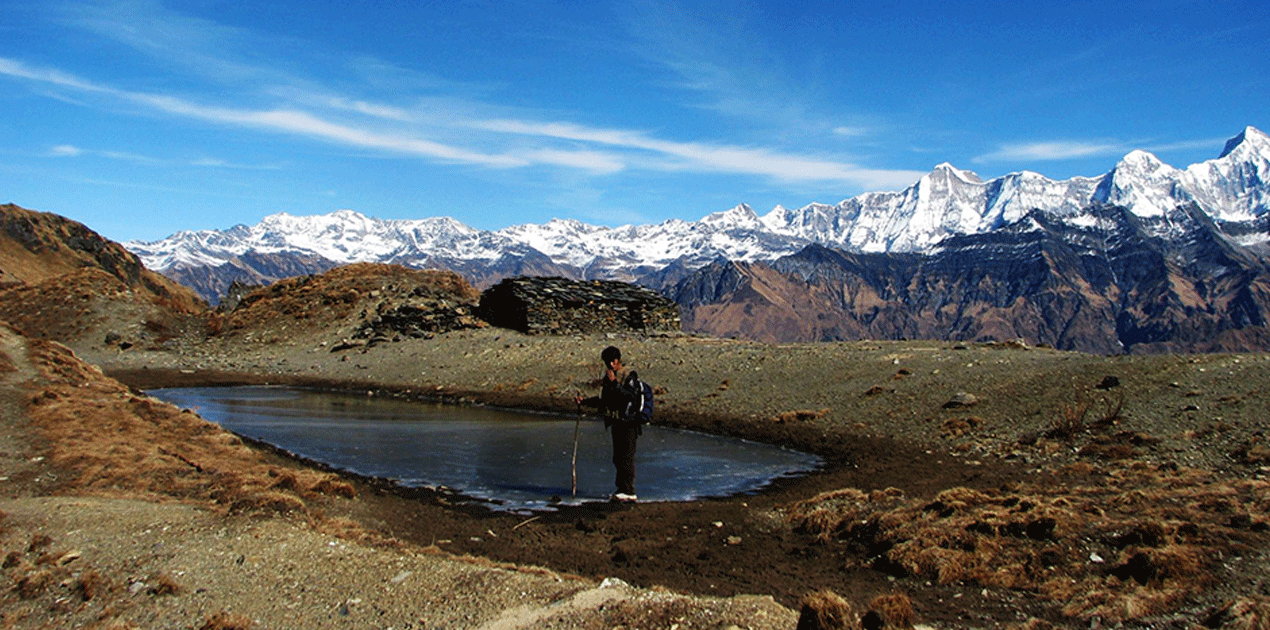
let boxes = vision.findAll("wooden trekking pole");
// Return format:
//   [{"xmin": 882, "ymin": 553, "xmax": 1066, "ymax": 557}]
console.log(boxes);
[
  {"xmin": 572, "ymin": 397, "xmax": 583, "ymax": 497},
  {"xmin": 571, "ymin": 414, "xmax": 581, "ymax": 497}
]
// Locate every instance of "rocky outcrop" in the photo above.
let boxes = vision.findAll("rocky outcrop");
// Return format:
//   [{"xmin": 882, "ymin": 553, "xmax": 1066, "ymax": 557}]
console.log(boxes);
[
  {"xmin": 0, "ymin": 204, "xmax": 207, "ymax": 352},
  {"xmin": 353, "ymin": 293, "xmax": 484, "ymax": 342},
  {"xmin": 219, "ymin": 263, "xmax": 485, "ymax": 344},
  {"xmin": 215, "ymin": 280, "xmax": 263, "ymax": 313},
  {"xmin": 479, "ymin": 276, "xmax": 680, "ymax": 335}
]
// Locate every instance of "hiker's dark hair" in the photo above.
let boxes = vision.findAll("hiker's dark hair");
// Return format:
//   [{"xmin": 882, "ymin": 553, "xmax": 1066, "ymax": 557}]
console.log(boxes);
[{"xmin": 601, "ymin": 346, "xmax": 621, "ymax": 366}]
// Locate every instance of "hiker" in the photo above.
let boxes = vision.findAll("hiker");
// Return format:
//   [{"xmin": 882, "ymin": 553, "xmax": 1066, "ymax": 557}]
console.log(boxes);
[{"xmin": 575, "ymin": 345, "xmax": 651, "ymax": 503}]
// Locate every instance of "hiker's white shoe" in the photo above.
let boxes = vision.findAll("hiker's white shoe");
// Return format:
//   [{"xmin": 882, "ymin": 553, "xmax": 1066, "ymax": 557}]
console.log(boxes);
[{"xmin": 611, "ymin": 493, "xmax": 637, "ymax": 503}]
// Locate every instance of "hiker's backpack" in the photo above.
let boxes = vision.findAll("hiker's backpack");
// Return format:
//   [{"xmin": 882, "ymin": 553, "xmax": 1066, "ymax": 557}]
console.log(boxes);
[{"xmin": 620, "ymin": 371, "xmax": 654, "ymax": 426}]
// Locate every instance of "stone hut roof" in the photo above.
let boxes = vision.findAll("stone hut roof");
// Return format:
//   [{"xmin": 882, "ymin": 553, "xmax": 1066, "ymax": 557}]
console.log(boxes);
[{"xmin": 478, "ymin": 276, "xmax": 681, "ymax": 335}]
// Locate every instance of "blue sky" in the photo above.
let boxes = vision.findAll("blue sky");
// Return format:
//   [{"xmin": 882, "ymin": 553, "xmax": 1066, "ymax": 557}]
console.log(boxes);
[{"xmin": 2, "ymin": 0, "xmax": 1266, "ymax": 243}]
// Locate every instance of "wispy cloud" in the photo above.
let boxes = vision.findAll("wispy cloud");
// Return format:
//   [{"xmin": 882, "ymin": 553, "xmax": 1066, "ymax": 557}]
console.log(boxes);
[
  {"xmin": 479, "ymin": 119, "xmax": 924, "ymax": 188},
  {"xmin": 618, "ymin": 2, "xmax": 818, "ymax": 132},
  {"xmin": 48, "ymin": 142, "xmax": 277, "ymax": 170},
  {"xmin": 1, "ymin": 0, "xmax": 929, "ymax": 194},
  {"xmin": 47, "ymin": 143, "xmax": 158, "ymax": 164},
  {"xmin": 0, "ymin": 58, "xmax": 108, "ymax": 93},
  {"xmin": 189, "ymin": 157, "xmax": 283, "ymax": 170},
  {"xmin": 49, "ymin": 144, "xmax": 83, "ymax": 157},
  {"xmin": 974, "ymin": 140, "xmax": 1127, "ymax": 163},
  {"xmin": 4, "ymin": 53, "xmax": 923, "ymax": 189},
  {"xmin": 975, "ymin": 134, "xmax": 1230, "ymax": 165},
  {"xmin": 831, "ymin": 126, "xmax": 871, "ymax": 138},
  {"xmin": 55, "ymin": 0, "xmax": 288, "ymax": 86}
]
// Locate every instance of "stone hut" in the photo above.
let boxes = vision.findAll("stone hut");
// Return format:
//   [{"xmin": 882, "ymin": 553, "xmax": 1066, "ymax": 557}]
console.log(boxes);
[{"xmin": 478, "ymin": 276, "xmax": 681, "ymax": 335}]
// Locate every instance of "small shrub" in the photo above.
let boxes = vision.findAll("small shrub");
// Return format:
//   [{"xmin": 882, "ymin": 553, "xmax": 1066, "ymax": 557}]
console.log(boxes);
[
  {"xmin": 1046, "ymin": 399, "xmax": 1089, "ymax": 440},
  {"xmin": 149, "ymin": 573, "xmax": 182, "ymax": 596},
  {"xmin": 797, "ymin": 589, "xmax": 858, "ymax": 630},
  {"xmin": 865, "ymin": 593, "xmax": 916, "ymax": 629},
  {"xmin": 16, "ymin": 569, "xmax": 52, "ymax": 599},
  {"xmin": 74, "ymin": 570, "xmax": 108, "ymax": 601}
]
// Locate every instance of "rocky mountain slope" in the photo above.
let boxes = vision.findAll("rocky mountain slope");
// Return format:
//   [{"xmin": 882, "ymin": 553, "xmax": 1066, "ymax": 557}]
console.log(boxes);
[{"xmin": 674, "ymin": 203, "xmax": 1270, "ymax": 353}]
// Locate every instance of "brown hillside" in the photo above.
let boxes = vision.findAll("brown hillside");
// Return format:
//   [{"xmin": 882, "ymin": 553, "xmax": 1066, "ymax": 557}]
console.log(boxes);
[
  {"xmin": 0, "ymin": 204, "xmax": 209, "ymax": 351},
  {"xmin": 0, "ymin": 204, "xmax": 203, "ymax": 313}
]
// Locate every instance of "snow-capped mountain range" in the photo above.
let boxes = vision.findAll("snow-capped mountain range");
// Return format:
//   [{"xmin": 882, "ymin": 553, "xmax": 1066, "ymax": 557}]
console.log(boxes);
[{"xmin": 129, "ymin": 126, "xmax": 1270, "ymax": 302}]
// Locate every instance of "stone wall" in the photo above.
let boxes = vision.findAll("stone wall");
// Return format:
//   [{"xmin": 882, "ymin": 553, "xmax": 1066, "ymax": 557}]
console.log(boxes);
[{"xmin": 479, "ymin": 276, "xmax": 681, "ymax": 335}]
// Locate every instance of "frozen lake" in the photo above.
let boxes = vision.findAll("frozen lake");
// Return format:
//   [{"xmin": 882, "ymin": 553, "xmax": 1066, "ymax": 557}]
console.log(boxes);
[{"xmin": 147, "ymin": 386, "xmax": 823, "ymax": 513}]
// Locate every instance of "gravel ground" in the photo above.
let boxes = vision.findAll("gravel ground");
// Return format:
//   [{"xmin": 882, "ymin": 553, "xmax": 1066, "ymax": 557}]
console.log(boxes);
[
  {"xmin": 0, "ymin": 496, "xmax": 791, "ymax": 629},
  {"xmin": 4, "ymin": 319, "xmax": 1269, "ymax": 629},
  {"xmin": 87, "ymin": 325, "xmax": 1270, "ymax": 475},
  {"xmin": 1, "ymin": 325, "xmax": 798, "ymax": 630}
]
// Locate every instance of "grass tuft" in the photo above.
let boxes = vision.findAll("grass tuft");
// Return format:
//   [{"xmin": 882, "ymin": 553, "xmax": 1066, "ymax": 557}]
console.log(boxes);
[
  {"xmin": 788, "ymin": 460, "xmax": 1270, "ymax": 624},
  {"xmin": 797, "ymin": 589, "xmax": 858, "ymax": 630}
]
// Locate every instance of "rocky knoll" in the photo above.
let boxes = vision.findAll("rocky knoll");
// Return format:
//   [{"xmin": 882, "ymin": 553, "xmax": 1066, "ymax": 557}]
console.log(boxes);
[
  {"xmin": 1, "ymin": 204, "xmax": 194, "ymax": 300},
  {"xmin": 214, "ymin": 262, "xmax": 487, "ymax": 348}
]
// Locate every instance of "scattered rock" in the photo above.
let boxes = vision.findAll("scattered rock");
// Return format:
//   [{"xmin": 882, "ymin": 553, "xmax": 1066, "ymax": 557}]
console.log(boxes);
[
  {"xmin": 942, "ymin": 392, "xmax": 979, "ymax": 409},
  {"xmin": 1095, "ymin": 375, "xmax": 1120, "ymax": 390}
]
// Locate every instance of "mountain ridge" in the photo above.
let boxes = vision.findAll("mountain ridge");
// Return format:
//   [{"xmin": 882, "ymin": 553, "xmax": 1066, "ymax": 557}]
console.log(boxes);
[
  {"xmin": 130, "ymin": 127, "xmax": 1270, "ymax": 305},
  {"xmin": 119, "ymin": 126, "xmax": 1270, "ymax": 352}
]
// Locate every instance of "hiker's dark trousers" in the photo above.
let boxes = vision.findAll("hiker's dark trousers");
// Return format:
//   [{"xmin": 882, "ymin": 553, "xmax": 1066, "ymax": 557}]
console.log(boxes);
[{"xmin": 611, "ymin": 423, "xmax": 639, "ymax": 495}]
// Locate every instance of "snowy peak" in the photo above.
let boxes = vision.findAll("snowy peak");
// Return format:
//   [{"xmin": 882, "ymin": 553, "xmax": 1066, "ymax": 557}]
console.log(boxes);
[
  {"xmin": 1219, "ymin": 126, "xmax": 1270, "ymax": 159},
  {"xmin": 1096, "ymin": 149, "xmax": 1182, "ymax": 217},
  {"xmin": 930, "ymin": 162, "xmax": 984, "ymax": 184},
  {"xmin": 1116, "ymin": 149, "xmax": 1170, "ymax": 172},
  {"xmin": 700, "ymin": 204, "xmax": 762, "ymax": 230},
  {"xmin": 129, "ymin": 126, "xmax": 1270, "ymax": 301},
  {"xmin": 1180, "ymin": 127, "xmax": 1270, "ymax": 223}
]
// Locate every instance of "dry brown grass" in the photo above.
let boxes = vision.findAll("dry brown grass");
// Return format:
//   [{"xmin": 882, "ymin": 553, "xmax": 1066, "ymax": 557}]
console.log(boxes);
[
  {"xmin": 1203, "ymin": 596, "xmax": 1270, "ymax": 629},
  {"xmin": 73, "ymin": 570, "xmax": 109, "ymax": 601},
  {"xmin": 787, "ymin": 461, "xmax": 1270, "ymax": 625},
  {"xmin": 797, "ymin": 589, "xmax": 858, "ymax": 630},
  {"xmin": 940, "ymin": 416, "xmax": 983, "ymax": 437},
  {"xmin": 863, "ymin": 593, "xmax": 915, "ymax": 629},
  {"xmin": 23, "ymin": 338, "xmax": 358, "ymax": 518},
  {"xmin": 1045, "ymin": 391, "xmax": 1124, "ymax": 441}
]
